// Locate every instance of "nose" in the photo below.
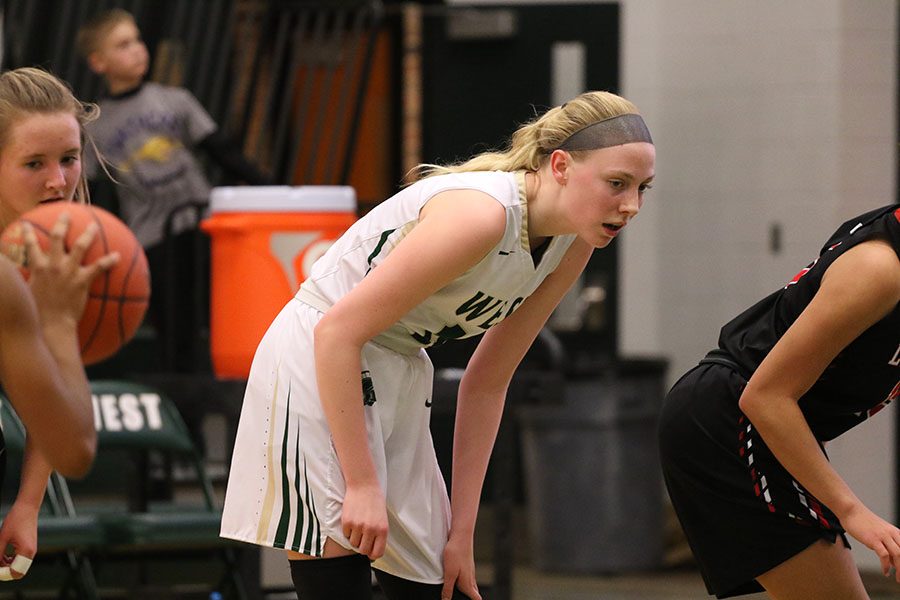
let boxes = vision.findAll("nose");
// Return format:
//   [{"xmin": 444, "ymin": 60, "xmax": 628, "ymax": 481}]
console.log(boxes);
[
  {"xmin": 619, "ymin": 189, "xmax": 641, "ymax": 219},
  {"xmin": 45, "ymin": 165, "xmax": 66, "ymax": 192}
]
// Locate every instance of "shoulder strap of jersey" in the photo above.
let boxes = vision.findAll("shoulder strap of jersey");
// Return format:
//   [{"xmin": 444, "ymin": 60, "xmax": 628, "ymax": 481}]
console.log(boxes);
[{"xmin": 820, "ymin": 203, "xmax": 900, "ymax": 254}]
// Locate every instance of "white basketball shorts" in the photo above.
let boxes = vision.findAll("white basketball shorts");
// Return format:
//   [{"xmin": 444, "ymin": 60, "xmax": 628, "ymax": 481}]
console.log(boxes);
[{"xmin": 220, "ymin": 299, "xmax": 451, "ymax": 583}]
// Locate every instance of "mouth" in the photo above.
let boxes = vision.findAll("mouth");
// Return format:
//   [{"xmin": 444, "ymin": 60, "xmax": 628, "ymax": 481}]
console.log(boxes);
[
  {"xmin": 602, "ymin": 222, "xmax": 625, "ymax": 235},
  {"xmin": 40, "ymin": 197, "xmax": 64, "ymax": 204}
]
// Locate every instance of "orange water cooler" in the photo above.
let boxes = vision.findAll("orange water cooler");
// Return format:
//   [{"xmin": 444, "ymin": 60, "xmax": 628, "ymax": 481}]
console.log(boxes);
[{"xmin": 201, "ymin": 186, "xmax": 356, "ymax": 379}]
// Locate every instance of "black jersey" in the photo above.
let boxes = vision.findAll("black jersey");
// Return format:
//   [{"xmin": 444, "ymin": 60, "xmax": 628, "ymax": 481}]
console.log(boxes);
[
  {"xmin": 717, "ymin": 204, "xmax": 900, "ymax": 441},
  {"xmin": 661, "ymin": 205, "xmax": 900, "ymax": 598}
]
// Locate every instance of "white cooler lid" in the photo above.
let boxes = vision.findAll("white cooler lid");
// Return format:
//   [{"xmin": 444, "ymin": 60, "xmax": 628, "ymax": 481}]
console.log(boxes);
[{"xmin": 209, "ymin": 185, "xmax": 356, "ymax": 213}]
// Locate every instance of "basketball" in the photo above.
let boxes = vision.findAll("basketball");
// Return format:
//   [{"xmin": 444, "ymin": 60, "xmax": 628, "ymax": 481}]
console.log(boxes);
[{"xmin": 0, "ymin": 202, "xmax": 150, "ymax": 365}]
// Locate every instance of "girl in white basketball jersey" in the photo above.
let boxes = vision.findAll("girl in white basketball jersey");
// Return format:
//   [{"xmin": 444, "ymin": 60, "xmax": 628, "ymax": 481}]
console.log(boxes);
[
  {"xmin": 221, "ymin": 91, "xmax": 655, "ymax": 599},
  {"xmin": 0, "ymin": 68, "xmax": 117, "ymax": 581}
]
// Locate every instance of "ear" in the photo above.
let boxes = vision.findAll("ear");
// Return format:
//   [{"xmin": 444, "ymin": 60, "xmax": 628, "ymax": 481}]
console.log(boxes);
[
  {"xmin": 548, "ymin": 149, "xmax": 570, "ymax": 185},
  {"xmin": 87, "ymin": 52, "xmax": 106, "ymax": 75}
]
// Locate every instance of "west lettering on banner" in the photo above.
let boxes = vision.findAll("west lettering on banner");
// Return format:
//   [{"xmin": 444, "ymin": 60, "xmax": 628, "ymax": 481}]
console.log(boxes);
[{"xmin": 93, "ymin": 393, "xmax": 164, "ymax": 432}]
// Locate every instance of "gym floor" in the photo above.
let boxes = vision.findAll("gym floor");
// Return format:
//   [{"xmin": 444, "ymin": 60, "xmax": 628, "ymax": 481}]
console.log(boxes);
[
  {"xmin": 498, "ymin": 567, "xmax": 900, "ymax": 600},
  {"xmin": 254, "ymin": 510, "xmax": 900, "ymax": 600},
  {"xmin": 260, "ymin": 566, "xmax": 900, "ymax": 599}
]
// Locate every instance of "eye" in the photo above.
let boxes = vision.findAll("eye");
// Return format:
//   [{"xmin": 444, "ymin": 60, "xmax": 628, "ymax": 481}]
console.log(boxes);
[
  {"xmin": 62, "ymin": 155, "xmax": 79, "ymax": 165},
  {"xmin": 608, "ymin": 179, "xmax": 625, "ymax": 189},
  {"xmin": 639, "ymin": 183, "xmax": 653, "ymax": 193},
  {"xmin": 24, "ymin": 160, "xmax": 41, "ymax": 169}
]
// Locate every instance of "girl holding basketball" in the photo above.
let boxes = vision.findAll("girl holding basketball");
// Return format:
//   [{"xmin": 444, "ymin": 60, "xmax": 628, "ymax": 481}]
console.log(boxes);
[
  {"xmin": 659, "ymin": 204, "xmax": 900, "ymax": 599},
  {"xmin": 0, "ymin": 67, "xmax": 118, "ymax": 580},
  {"xmin": 221, "ymin": 91, "xmax": 655, "ymax": 599}
]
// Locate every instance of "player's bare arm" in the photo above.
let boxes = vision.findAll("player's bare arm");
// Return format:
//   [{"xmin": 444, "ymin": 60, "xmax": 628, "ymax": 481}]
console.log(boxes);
[
  {"xmin": 739, "ymin": 239, "xmax": 900, "ymax": 573},
  {"xmin": 0, "ymin": 256, "xmax": 94, "ymax": 477},
  {"xmin": 311, "ymin": 190, "xmax": 507, "ymax": 559},
  {"xmin": 442, "ymin": 238, "xmax": 593, "ymax": 597}
]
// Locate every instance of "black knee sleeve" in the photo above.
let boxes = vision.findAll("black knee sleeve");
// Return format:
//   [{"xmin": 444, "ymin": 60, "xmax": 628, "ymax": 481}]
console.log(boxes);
[
  {"xmin": 372, "ymin": 568, "xmax": 472, "ymax": 600},
  {"xmin": 290, "ymin": 554, "xmax": 373, "ymax": 599}
]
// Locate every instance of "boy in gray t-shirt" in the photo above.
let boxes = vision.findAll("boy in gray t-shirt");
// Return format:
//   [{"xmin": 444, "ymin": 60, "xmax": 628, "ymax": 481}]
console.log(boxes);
[{"xmin": 78, "ymin": 8, "xmax": 269, "ymax": 371}]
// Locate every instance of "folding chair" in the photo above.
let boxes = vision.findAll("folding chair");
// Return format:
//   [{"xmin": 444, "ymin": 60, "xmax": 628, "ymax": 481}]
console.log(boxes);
[
  {"xmin": 0, "ymin": 396, "xmax": 102, "ymax": 599},
  {"xmin": 80, "ymin": 380, "xmax": 248, "ymax": 599}
]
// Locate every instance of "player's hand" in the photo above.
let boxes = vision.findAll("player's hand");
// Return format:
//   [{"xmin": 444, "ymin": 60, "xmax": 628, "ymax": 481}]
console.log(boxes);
[
  {"xmin": 0, "ymin": 501, "xmax": 39, "ymax": 581},
  {"xmin": 341, "ymin": 482, "xmax": 388, "ymax": 560},
  {"xmin": 442, "ymin": 533, "xmax": 481, "ymax": 600},
  {"xmin": 842, "ymin": 503, "xmax": 900, "ymax": 581},
  {"xmin": 24, "ymin": 214, "xmax": 118, "ymax": 324}
]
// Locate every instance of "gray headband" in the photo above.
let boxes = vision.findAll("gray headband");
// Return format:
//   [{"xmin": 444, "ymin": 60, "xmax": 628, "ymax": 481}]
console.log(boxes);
[{"xmin": 555, "ymin": 113, "xmax": 653, "ymax": 152}]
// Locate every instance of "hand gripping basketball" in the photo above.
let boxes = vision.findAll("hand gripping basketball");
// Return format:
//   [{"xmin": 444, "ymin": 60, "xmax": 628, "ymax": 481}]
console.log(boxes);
[{"xmin": 0, "ymin": 202, "xmax": 150, "ymax": 365}]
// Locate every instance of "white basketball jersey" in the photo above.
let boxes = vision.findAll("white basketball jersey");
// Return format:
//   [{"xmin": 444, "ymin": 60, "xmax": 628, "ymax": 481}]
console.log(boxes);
[{"xmin": 296, "ymin": 170, "xmax": 577, "ymax": 354}]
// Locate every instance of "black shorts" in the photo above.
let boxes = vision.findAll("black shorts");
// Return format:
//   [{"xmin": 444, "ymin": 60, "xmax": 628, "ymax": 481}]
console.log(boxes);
[{"xmin": 658, "ymin": 362, "xmax": 848, "ymax": 598}]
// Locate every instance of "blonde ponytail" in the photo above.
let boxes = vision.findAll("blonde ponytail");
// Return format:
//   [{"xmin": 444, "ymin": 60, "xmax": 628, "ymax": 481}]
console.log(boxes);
[{"xmin": 412, "ymin": 90, "xmax": 642, "ymax": 180}]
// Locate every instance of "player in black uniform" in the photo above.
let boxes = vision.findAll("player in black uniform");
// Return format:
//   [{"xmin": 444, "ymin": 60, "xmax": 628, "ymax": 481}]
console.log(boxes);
[{"xmin": 659, "ymin": 204, "xmax": 900, "ymax": 599}]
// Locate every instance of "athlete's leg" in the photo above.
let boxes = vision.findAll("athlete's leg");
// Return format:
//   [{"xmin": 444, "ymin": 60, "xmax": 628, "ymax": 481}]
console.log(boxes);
[
  {"xmin": 288, "ymin": 539, "xmax": 372, "ymax": 599},
  {"xmin": 756, "ymin": 537, "xmax": 868, "ymax": 600},
  {"xmin": 372, "ymin": 568, "xmax": 472, "ymax": 600}
]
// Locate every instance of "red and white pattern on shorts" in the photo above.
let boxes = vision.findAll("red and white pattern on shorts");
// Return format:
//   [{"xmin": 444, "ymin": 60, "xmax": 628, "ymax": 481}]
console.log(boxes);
[
  {"xmin": 788, "ymin": 480, "xmax": 833, "ymax": 529},
  {"xmin": 739, "ymin": 414, "xmax": 834, "ymax": 529},
  {"xmin": 739, "ymin": 414, "xmax": 776, "ymax": 514}
]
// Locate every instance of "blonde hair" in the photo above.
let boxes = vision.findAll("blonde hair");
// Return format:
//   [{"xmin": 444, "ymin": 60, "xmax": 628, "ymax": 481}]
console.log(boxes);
[
  {"xmin": 0, "ymin": 67, "xmax": 100, "ymax": 203},
  {"xmin": 76, "ymin": 8, "xmax": 136, "ymax": 59},
  {"xmin": 414, "ymin": 90, "xmax": 642, "ymax": 180}
]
